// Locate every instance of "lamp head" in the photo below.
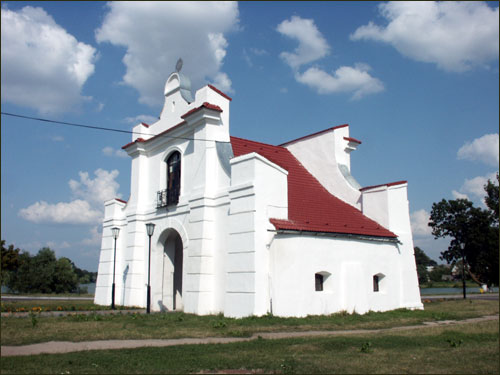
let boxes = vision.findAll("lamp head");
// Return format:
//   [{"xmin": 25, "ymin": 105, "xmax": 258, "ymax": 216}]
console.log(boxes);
[
  {"xmin": 111, "ymin": 227, "xmax": 120, "ymax": 240},
  {"xmin": 146, "ymin": 223, "xmax": 155, "ymax": 237}
]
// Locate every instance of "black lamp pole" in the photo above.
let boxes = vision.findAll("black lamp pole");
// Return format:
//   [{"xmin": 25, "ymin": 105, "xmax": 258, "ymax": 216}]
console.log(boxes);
[
  {"xmin": 111, "ymin": 227, "xmax": 120, "ymax": 310},
  {"xmin": 460, "ymin": 242, "xmax": 466, "ymax": 299},
  {"xmin": 146, "ymin": 223, "xmax": 155, "ymax": 314}
]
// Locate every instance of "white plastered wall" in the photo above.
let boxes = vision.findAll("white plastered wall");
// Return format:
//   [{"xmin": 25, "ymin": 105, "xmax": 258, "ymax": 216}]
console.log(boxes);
[
  {"xmin": 361, "ymin": 183, "xmax": 423, "ymax": 309},
  {"xmin": 225, "ymin": 152, "xmax": 288, "ymax": 317},
  {"xmin": 269, "ymin": 235, "xmax": 407, "ymax": 317}
]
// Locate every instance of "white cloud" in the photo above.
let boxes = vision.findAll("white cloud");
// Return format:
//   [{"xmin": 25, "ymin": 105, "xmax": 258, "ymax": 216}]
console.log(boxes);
[
  {"xmin": 457, "ymin": 133, "xmax": 499, "ymax": 166},
  {"xmin": 277, "ymin": 15, "xmax": 330, "ymax": 69},
  {"xmin": 19, "ymin": 200, "xmax": 102, "ymax": 224},
  {"xmin": 96, "ymin": 1, "xmax": 239, "ymax": 107},
  {"xmin": 451, "ymin": 190, "xmax": 469, "ymax": 200},
  {"xmin": 350, "ymin": 1, "xmax": 499, "ymax": 72},
  {"xmin": 51, "ymin": 135, "xmax": 64, "ymax": 142},
  {"xmin": 69, "ymin": 169, "xmax": 122, "ymax": 207},
  {"xmin": 1, "ymin": 6, "xmax": 97, "ymax": 113},
  {"xmin": 295, "ymin": 65, "xmax": 384, "ymax": 99},
  {"xmin": 461, "ymin": 172, "xmax": 497, "ymax": 199},
  {"xmin": 410, "ymin": 209, "xmax": 432, "ymax": 237},
  {"xmin": 19, "ymin": 169, "xmax": 121, "ymax": 225},
  {"xmin": 123, "ymin": 114, "xmax": 158, "ymax": 125},
  {"xmin": 277, "ymin": 15, "xmax": 384, "ymax": 99},
  {"xmin": 102, "ymin": 146, "xmax": 128, "ymax": 158}
]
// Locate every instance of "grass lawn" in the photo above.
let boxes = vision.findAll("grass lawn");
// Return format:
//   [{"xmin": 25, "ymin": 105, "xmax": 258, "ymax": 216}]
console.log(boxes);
[
  {"xmin": 419, "ymin": 281, "xmax": 483, "ymax": 288},
  {"xmin": 1, "ymin": 299, "xmax": 139, "ymax": 313},
  {"xmin": 1, "ymin": 299, "xmax": 497, "ymax": 346},
  {"xmin": 1, "ymin": 320, "xmax": 498, "ymax": 374}
]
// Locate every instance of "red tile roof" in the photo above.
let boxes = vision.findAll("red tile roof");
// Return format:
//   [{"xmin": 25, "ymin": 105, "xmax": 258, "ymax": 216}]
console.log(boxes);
[
  {"xmin": 231, "ymin": 136, "xmax": 397, "ymax": 239},
  {"xmin": 181, "ymin": 102, "xmax": 223, "ymax": 119},
  {"xmin": 115, "ymin": 198, "xmax": 127, "ymax": 204}
]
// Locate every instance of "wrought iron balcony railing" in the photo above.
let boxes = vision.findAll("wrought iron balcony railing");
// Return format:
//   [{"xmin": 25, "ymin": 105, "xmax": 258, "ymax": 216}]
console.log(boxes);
[{"xmin": 157, "ymin": 188, "xmax": 179, "ymax": 208}]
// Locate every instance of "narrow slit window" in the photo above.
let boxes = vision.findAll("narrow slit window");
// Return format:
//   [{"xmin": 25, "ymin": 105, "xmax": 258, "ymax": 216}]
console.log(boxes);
[
  {"xmin": 373, "ymin": 275, "xmax": 379, "ymax": 292},
  {"xmin": 315, "ymin": 273, "xmax": 324, "ymax": 292}
]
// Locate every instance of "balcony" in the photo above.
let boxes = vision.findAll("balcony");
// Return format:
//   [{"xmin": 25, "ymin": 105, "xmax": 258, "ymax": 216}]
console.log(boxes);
[{"xmin": 157, "ymin": 188, "xmax": 179, "ymax": 208}]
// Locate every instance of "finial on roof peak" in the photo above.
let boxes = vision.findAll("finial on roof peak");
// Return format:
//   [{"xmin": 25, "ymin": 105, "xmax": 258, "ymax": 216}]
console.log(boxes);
[{"xmin": 175, "ymin": 58, "xmax": 183, "ymax": 73}]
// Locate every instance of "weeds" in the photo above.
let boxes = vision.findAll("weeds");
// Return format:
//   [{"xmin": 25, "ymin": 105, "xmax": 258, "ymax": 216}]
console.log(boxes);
[{"xmin": 360, "ymin": 341, "xmax": 372, "ymax": 353}]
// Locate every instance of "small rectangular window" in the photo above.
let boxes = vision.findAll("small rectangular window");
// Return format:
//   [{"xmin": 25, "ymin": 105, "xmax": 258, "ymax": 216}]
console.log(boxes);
[
  {"xmin": 315, "ymin": 273, "xmax": 324, "ymax": 291},
  {"xmin": 373, "ymin": 275, "xmax": 379, "ymax": 292}
]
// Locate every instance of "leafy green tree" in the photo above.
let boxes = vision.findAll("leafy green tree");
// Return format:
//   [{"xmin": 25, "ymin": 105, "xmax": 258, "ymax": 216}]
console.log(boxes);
[
  {"xmin": 414, "ymin": 247, "xmax": 437, "ymax": 284},
  {"xmin": 53, "ymin": 257, "xmax": 78, "ymax": 293},
  {"xmin": 1, "ymin": 240, "xmax": 21, "ymax": 285},
  {"xmin": 484, "ymin": 173, "xmax": 499, "ymax": 222},
  {"xmin": 7, "ymin": 247, "xmax": 80, "ymax": 293},
  {"xmin": 429, "ymin": 175, "xmax": 499, "ymax": 287}
]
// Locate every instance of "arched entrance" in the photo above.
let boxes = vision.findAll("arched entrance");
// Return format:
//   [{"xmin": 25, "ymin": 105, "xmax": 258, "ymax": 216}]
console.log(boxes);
[{"xmin": 162, "ymin": 229, "xmax": 183, "ymax": 311}]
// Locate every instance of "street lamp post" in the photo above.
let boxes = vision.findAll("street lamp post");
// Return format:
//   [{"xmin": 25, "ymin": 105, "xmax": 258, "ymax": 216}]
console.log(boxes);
[
  {"xmin": 460, "ymin": 242, "xmax": 466, "ymax": 299},
  {"xmin": 111, "ymin": 227, "xmax": 120, "ymax": 310},
  {"xmin": 145, "ymin": 223, "xmax": 155, "ymax": 314}
]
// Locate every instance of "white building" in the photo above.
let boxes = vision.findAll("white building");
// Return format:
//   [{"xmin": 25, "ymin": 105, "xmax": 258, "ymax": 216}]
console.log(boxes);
[{"xmin": 94, "ymin": 67, "xmax": 423, "ymax": 317}]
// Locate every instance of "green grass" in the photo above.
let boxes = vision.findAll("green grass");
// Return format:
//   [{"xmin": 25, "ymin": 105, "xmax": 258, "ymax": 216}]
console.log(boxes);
[
  {"xmin": 1, "ymin": 320, "xmax": 498, "ymax": 374},
  {"xmin": 419, "ymin": 281, "xmax": 483, "ymax": 288},
  {"xmin": 1, "ymin": 299, "xmax": 497, "ymax": 346},
  {"xmin": 1, "ymin": 299, "xmax": 139, "ymax": 313}
]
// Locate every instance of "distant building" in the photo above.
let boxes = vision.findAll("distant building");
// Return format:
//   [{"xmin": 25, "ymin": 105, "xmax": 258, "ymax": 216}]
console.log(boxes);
[{"xmin": 94, "ymin": 66, "xmax": 422, "ymax": 317}]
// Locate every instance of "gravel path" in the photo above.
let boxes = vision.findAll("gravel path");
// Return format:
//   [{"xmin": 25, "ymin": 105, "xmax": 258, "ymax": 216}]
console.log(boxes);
[{"xmin": 2, "ymin": 315, "xmax": 497, "ymax": 357}]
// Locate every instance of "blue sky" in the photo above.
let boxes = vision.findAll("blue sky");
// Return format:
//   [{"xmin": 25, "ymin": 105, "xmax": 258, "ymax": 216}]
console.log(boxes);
[{"xmin": 1, "ymin": 1, "xmax": 498, "ymax": 271}]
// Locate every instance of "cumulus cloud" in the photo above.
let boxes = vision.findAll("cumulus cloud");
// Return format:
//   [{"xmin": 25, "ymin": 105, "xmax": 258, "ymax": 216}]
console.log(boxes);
[
  {"xmin": 277, "ymin": 16, "xmax": 330, "ymax": 69},
  {"xmin": 102, "ymin": 146, "xmax": 128, "ymax": 158},
  {"xmin": 410, "ymin": 209, "xmax": 432, "ymax": 237},
  {"xmin": 451, "ymin": 190, "xmax": 469, "ymax": 200},
  {"xmin": 457, "ymin": 133, "xmax": 499, "ymax": 166},
  {"xmin": 350, "ymin": 1, "xmax": 499, "ymax": 72},
  {"xmin": 19, "ymin": 169, "xmax": 121, "ymax": 225},
  {"xmin": 461, "ymin": 172, "xmax": 497, "ymax": 199},
  {"xmin": 19, "ymin": 200, "xmax": 102, "ymax": 224},
  {"xmin": 1, "ymin": 6, "xmax": 97, "ymax": 113},
  {"xmin": 95, "ymin": 1, "xmax": 239, "ymax": 107},
  {"xmin": 277, "ymin": 16, "xmax": 383, "ymax": 99},
  {"xmin": 123, "ymin": 114, "xmax": 158, "ymax": 126},
  {"xmin": 69, "ymin": 169, "xmax": 122, "ymax": 207},
  {"xmin": 295, "ymin": 64, "xmax": 384, "ymax": 99}
]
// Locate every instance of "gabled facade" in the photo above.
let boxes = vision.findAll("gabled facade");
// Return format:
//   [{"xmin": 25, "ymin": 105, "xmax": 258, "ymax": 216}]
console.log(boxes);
[{"xmin": 94, "ymin": 69, "xmax": 422, "ymax": 317}]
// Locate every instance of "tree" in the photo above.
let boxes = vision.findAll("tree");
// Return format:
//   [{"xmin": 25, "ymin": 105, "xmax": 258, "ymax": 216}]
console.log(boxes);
[
  {"xmin": 1, "ymin": 240, "xmax": 21, "ymax": 285},
  {"xmin": 6, "ymin": 247, "xmax": 80, "ymax": 294},
  {"xmin": 429, "ymin": 176, "xmax": 499, "ymax": 287},
  {"xmin": 484, "ymin": 173, "xmax": 499, "ymax": 222},
  {"xmin": 414, "ymin": 247, "xmax": 437, "ymax": 284}
]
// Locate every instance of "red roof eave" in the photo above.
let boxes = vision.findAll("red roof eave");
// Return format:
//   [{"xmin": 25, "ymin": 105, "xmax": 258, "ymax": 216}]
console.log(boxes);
[
  {"xmin": 181, "ymin": 102, "xmax": 223, "ymax": 119},
  {"xmin": 344, "ymin": 136, "xmax": 362, "ymax": 144},
  {"xmin": 360, "ymin": 180, "xmax": 408, "ymax": 192},
  {"xmin": 208, "ymin": 84, "xmax": 232, "ymax": 101},
  {"xmin": 280, "ymin": 124, "xmax": 349, "ymax": 146}
]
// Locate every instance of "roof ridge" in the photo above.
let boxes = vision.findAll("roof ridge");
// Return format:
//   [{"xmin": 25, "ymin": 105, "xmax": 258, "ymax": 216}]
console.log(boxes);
[{"xmin": 279, "ymin": 124, "xmax": 349, "ymax": 146}]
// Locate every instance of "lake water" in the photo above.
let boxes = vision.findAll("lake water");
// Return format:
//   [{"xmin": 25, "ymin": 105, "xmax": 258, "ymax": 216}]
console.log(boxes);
[{"xmin": 420, "ymin": 287, "xmax": 498, "ymax": 295}]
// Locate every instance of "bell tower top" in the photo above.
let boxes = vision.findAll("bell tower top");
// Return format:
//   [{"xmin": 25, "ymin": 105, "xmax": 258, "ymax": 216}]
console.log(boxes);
[{"xmin": 163, "ymin": 58, "xmax": 193, "ymax": 104}]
